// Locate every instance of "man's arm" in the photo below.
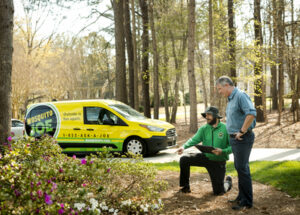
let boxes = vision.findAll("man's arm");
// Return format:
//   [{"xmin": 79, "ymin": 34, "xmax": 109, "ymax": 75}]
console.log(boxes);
[
  {"xmin": 235, "ymin": 114, "xmax": 255, "ymax": 140},
  {"xmin": 176, "ymin": 127, "xmax": 203, "ymax": 155}
]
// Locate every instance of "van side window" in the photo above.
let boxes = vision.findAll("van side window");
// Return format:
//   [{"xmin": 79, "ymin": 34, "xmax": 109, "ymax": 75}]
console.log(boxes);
[
  {"xmin": 84, "ymin": 107, "xmax": 124, "ymax": 125},
  {"xmin": 84, "ymin": 107, "xmax": 102, "ymax": 124}
]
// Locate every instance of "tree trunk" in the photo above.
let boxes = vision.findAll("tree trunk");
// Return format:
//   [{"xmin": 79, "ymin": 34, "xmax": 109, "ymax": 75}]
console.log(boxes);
[
  {"xmin": 276, "ymin": 0, "xmax": 285, "ymax": 125},
  {"xmin": 196, "ymin": 49, "xmax": 208, "ymax": 110},
  {"xmin": 131, "ymin": 0, "xmax": 139, "ymax": 111},
  {"xmin": 228, "ymin": 0, "xmax": 236, "ymax": 85},
  {"xmin": 113, "ymin": 0, "xmax": 128, "ymax": 104},
  {"xmin": 187, "ymin": 0, "xmax": 198, "ymax": 133},
  {"xmin": 290, "ymin": 0, "xmax": 297, "ymax": 122},
  {"xmin": 139, "ymin": 0, "xmax": 151, "ymax": 118},
  {"xmin": 0, "ymin": 0, "xmax": 14, "ymax": 148},
  {"xmin": 149, "ymin": 0, "xmax": 159, "ymax": 119},
  {"xmin": 209, "ymin": 0, "xmax": 215, "ymax": 106},
  {"xmin": 297, "ymin": 62, "xmax": 300, "ymax": 121},
  {"xmin": 254, "ymin": 0, "xmax": 266, "ymax": 122},
  {"xmin": 124, "ymin": 0, "xmax": 135, "ymax": 108},
  {"xmin": 161, "ymin": 32, "xmax": 170, "ymax": 122},
  {"xmin": 271, "ymin": 0, "xmax": 278, "ymax": 111},
  {"xmin": 170, "ymin": 30, "xmax": 187, "ymax": 124}
]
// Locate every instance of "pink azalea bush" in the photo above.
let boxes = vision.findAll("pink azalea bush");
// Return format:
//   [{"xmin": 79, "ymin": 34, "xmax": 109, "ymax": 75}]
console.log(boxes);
[{"xmin": 0, "ymin": 136, "xmax": 167, "ymax": 214}]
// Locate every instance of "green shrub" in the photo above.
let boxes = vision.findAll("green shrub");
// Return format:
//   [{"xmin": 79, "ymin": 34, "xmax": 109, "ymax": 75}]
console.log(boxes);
[{"xmin": 0, "ymin": 136, "xmax": 167, "ymax": 214}]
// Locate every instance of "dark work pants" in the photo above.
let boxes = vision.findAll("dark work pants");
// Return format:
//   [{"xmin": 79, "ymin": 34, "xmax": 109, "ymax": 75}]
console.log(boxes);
[
  {"xmin": 179, "ymin": 153, "xmax": 226, "ymax": 195},
  {"xmin": 230, "ymin": 131, "xmax": 255, "ymax": 207}
]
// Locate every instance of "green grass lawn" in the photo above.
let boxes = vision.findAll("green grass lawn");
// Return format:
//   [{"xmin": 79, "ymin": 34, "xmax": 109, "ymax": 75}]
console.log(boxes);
[{"xmin": 151, "ymin": 161, "xmax": 300, "ymax": 198}]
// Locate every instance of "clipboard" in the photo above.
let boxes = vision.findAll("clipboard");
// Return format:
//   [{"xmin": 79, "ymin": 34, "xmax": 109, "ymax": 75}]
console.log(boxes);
[{"xmin": 194, "ymin": 145, "xmax": 215, "ymax": 153}]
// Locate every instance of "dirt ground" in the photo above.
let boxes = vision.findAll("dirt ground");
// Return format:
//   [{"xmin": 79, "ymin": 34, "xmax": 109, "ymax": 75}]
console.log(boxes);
[
  {"xmin": 158, "ymin": 111, "xmax": 300, "ymax": 214},
  {"xmin": 158, "ymin": 171, "xmax": 300, "ymax": 215}
]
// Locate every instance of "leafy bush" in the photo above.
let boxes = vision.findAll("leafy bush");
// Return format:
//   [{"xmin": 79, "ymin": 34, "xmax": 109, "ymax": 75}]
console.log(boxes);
[{"xmin": 0, "ymin": 136, "xmax": 167, "ymax": 214}]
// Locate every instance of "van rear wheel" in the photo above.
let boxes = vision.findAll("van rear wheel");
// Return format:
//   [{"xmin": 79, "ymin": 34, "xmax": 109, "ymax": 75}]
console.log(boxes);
[{"xmin": 124, "ymin": 138, "xmax": 145, "ymax": 155}]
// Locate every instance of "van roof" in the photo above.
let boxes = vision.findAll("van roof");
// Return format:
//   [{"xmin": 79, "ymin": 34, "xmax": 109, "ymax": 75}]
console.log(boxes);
[{"xmin": 27, "ymin": 99, "xmax": 125, "ymax": 108}]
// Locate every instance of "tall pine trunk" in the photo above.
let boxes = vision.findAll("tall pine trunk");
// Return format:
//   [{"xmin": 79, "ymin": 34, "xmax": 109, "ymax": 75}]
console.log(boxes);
[
  {"xmin": 254, "ymin": 0, "xmax": 266, "ymax": 122},
  {"xmin": 271, "ymin": 0, "xmax": 278, "ymax": 111},
  {"xmin": 124, "ymin": 0, "xmax": 135, "ymax": 108},
  {"xmin": 0, "ymin": 0, "xmax": 14, "ymax": 147},
  {"xmin": 209, "ymin": 0, "xmax": 215, "ymax": 106},
  {"xmin": 196, "ymin": 48, "xmax": 208, "ymax": 110},
  {"xmin": 170, "ymin": 30, "xmax": 187, "ymax": 124},
  {"xmin": 228, "ymin": 0, "xmax": 236, "ymax": 84},
  {"xmin": 187, "ymin": 0, "xmax": 198, "ymax": 133},
  {"xmin": 276, "ymin": 0, "xmax": 285, "ymax": 125},
  {"xmin": 162, "ymin": 32, "xmax": 170, "ymax": 122},
  {"xmin": 113, "ymin": 0, "xmax": 128, "ymax": 104},
  {"xmin": 131, "ymin": 0, "xmax": 139, "ymax": 110},
  {"xmin": 290, "ymin": 0, "xmax": 298, "ymax": 122},
  {"xmin": 139, "ymin": 0, "xmax": 151, "ymax": 117},
  {"xmin": 149, "ymin": 0, "xmax": 159, "ymax": 119}
]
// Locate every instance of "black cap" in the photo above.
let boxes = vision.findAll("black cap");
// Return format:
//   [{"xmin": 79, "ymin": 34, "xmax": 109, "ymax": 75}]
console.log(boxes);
[{"xmin": 201, "ymin": 106, "xmax": 222, "ymax": 119}]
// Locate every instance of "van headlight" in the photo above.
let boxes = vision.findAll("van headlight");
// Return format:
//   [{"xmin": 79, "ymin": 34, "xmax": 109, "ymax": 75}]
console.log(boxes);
[{"xmin": 139, "ymin": 124, "xmax": 165, "ymax": 132}]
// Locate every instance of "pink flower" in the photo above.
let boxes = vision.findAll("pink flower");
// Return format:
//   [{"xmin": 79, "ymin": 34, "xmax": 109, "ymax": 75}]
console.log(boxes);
[
  {"xmin": 107, "ymin": 168, "xmax": 111, "ymax": 173},
  {"xmin": 52, "ymin": 182, "xmax": 57, "ymax": 190},
  {"xmin": 90, "ymin": 160, "xmax": 94, "ymax": 164},
  {"xmin": 37, "ymin": 190, "xmax": 43, "ymax": 198},
  {"xmin": 26, "ymin": 144, "xmax": 30, "ymax": 147},
  {"xmin": 58, "ymin": 208, "xmax": 64, "ymax": 214},
  {"xmin": 11, "ymin": 132, "xmax": 15, "ymax": 136},
  {"xmin": 59, "ymin": 168, "xmax": 64, "ymax": 173},
  {"xmin": 82, "ymin": 183, "xmax": 86, "ymax": 187},
  {"xmin": 60, "ymin": 203, "xmax": 64, "ymax": 208},
  {"xmin": 45, "ymin": 194, "xmax": 53, "ymax": 205},
  {"xmin": 7, "ymin": 136, "xmax": 12, "ymax": 142},
  {"xmin": 72, "ymin": 155, "xmax": 76, "ymax": 159},
  {"xmin": 81, "ymin": 159, "xmax": 87, "ymax": 165}
]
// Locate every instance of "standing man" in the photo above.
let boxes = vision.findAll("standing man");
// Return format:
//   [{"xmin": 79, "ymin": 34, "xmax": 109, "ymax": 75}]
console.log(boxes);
[
  {"xmin": 216, "ymin": 76, "xmax": 256, "ymax": 210},
  {"xmin": 176, "ymin": 106, "xmax": 232, "ymax": 196}
]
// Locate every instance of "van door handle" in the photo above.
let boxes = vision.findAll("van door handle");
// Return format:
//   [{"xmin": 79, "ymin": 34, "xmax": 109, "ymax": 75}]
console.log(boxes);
[
  {"xmin": 87, "ymin": 128, "xmax": 94, "ymax": 131},
  {"xmin": 73, "ymin": 128, "xmax": 81, "ymax": 130}
]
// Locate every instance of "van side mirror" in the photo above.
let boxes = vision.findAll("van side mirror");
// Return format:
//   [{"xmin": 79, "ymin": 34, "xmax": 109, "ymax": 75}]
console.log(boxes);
[{"xmin": 103, "ymin": 118, "xmax": 114, "ymax": 125}]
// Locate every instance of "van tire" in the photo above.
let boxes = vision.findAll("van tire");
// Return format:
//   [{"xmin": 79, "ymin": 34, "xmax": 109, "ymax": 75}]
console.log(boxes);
[{"xmin": 124, "ymin": 137, "xmax": 146, "ymax": 156}]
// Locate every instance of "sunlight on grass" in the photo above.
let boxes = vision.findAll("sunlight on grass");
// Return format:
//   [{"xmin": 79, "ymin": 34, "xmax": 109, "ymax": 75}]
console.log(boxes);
[{"xmin": 151, "ymin": 161, "xmax": 300, "ymax": 198}]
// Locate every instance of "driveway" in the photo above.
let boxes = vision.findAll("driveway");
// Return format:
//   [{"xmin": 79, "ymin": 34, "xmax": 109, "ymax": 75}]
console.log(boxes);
[{"xmin": 143, "ymin": 147, "xmax": 300, "ymax": 163}]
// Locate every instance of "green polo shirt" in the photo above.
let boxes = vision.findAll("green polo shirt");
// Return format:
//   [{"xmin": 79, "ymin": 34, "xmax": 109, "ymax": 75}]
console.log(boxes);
[{"xmin": 183, "ymin": 122, "xmax": 232, "ymax": 161}]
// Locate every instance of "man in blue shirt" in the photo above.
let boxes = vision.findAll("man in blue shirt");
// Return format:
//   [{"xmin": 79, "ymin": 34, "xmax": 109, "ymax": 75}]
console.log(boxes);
[{"xmin": 216, "ymin": 76, "xmax": 256, "ymax": 210}]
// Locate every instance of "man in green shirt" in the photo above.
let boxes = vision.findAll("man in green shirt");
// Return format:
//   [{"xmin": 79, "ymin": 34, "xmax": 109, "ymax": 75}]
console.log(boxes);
[{"xmin": 176, "ymin": 106, "xmax": 232, "ymax": 195}]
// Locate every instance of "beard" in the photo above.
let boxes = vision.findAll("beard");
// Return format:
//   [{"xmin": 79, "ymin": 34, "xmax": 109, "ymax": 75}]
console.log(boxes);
[{"xmin": 207, "ymin": 117, "xmax": 217, "ymax": 125}]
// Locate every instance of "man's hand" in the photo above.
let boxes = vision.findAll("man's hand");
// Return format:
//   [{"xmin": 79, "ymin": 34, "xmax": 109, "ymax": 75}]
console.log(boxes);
[
  {"xmin": 212, "ymin": 148, "xmax": 222, "ymax": 156},
  {"xmin": 235, "ymin": 132, "xmax": 243, "ymax": 140},
  {"xmin": 176, "ymin": 147, "xmax": 184, "ymax": 155}
]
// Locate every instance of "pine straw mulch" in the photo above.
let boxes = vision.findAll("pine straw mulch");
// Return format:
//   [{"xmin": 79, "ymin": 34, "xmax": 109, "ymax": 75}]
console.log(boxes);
[{"xmin": 175, "ymin": 110, "xmax": 300, "ymax": 148}]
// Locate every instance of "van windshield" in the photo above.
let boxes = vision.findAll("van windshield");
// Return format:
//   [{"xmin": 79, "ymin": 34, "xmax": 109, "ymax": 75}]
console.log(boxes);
[{"xmin": 109, "ymin": 104, "xmax": 146, "ymax": 120}]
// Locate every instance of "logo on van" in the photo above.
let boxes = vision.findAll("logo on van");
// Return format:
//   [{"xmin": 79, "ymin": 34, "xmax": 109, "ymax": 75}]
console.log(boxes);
[{"xmin": 25, "ymin": 104, "xmax": 60, "ymax": 138}]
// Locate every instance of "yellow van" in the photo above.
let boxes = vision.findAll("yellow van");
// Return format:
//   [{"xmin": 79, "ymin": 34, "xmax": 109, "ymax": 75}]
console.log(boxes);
[{"xmin": 25, "ymin": 100, "xmax": 177, "ymax": 155}]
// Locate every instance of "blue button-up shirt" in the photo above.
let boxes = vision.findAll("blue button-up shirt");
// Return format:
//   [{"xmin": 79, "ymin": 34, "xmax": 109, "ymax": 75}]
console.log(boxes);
[{"xmin": 226, "ymin": 87, "xmax": 256, "ymax": 134}]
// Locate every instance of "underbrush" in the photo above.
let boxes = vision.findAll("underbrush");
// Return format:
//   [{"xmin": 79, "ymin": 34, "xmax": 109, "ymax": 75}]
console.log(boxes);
[{"xmin": 0, "ymin": 136, "xmax": 167, "ymax": 214}]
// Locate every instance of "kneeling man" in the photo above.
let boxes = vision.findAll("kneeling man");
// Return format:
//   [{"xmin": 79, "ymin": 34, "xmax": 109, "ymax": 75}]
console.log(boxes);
[{"xmin": 176, "ymin": 106, "xmax": 232, "ymax": 195}]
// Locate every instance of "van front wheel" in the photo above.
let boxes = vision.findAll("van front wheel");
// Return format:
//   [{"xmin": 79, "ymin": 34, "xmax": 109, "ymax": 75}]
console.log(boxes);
[{"xmin": 124, "ymin": 138, "xmax": 145, "ymax": 155}]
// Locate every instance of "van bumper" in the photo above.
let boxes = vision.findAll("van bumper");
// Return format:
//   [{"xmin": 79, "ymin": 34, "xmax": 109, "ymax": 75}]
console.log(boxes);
[{"xmin": 144, "ymin": 135, "xmax": 177, "ymax": 154}]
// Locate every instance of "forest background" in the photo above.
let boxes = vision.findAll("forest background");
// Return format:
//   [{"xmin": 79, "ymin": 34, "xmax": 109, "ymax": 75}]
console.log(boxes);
[{"xmin": 0, "ymin": 0, "xmax": 299, "ymax": 144}]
